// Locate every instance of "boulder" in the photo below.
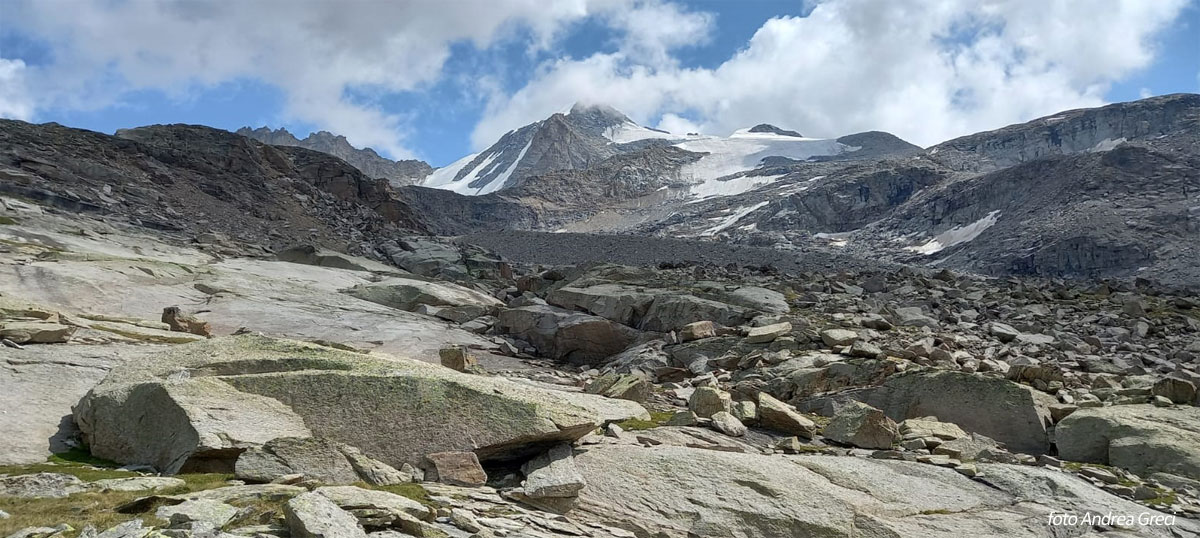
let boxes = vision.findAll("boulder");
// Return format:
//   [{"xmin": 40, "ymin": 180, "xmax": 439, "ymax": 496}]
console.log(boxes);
[
  {"xmin": 848, "ymin": 340, "xmax": 882, "ymax": 358},
  {"xmin": 285, "ymin": 491, "xmax": 367, "ymax": 538},
  {"xmin": 0, "ymin": 473, "xmax": 88, "ymax": 499},
  {"xmin": 385, "ymin": 238, "xmax": 469, "ymax": 279},
  {"xmin": 424, "ymin": 451, "xmax": 487, "ymax": 487},
  {"xmin": 345, "ymin": 277, "xmax": 501, "ymax": 313},
  {"xmin": 1055, "ymin": 404, "xmax": 1200, "ymax": 480},
  {"xmin": 745, "ymin": 322, "xmax": 791, "ymax": 344},
  {"xmin": 988, "ymin": 323, "xmax": 1020, "ymax": 343},
  {"xmin": 757, "ymin": 393, "xmax": 816, "ymax": 438},
  {"xmin": 1152, "ymin": 377, "xmax": 1196, "ymax": 405},
  {"xmin": 900, "ymin": 418, "xmax": 968, "ymax": 441},
  {"xmin": 496, "ymin": 304, "xmax": 642, "ymax": 364},
  {"xmin": 819, "ymin": 329, "xmax": 858, "ymax": 348},
  {"xmin": 889, "ymin": 307, "xmax": 940, "ymax": 329},
  {"xmin": 822, "ymin": 401, "xmax": 899, "ymax": 449},
  {"xmin": 678, "ymin": 321, "xmax": 717, "ymax": 342},
  {"xmin": 688, "ymin": 387, "xmax": 732, "ymax": 418},
  {"xmin": 819, "ymin": 370, "xmax": 1055, "ymax": 454},
  {"xmin": 0, "ymin": 321, "xmax": 75, "ymax": 344},
  {"xmin": 717, "ymin": 286, "xmax": 790, "ymax": 314},
  {"xmin": 709, "ymin": 411, "xmax": 748, "ymax": 437},
  {"xmin": 74, "ymin": 335, "xmax": 648, "ymax": 473},
  {"xmin": 161, "ymin": 307, "xmax": 211, "ymax": 337},
  {"xmin": 155, "ymin": 499, "xmax": 238, "ymax": 528},
  {"xmin": 545, "ymin": 283, "xmax": 657, "ymax": 327},
  {"xmin": 437, "ymin": 346, "xmax": 477, "ymax": 372},
  {"xmin": 92, "ymin": 477, "xmax": 186, "ymax": 492},
  {"xmin": 561, "ymin": 444, "xmax": 1179, "ymax": 538},
  {"xmin": 584, "ymin": 373, "xmax": 651, "ymax": 402},
  {"xmin": 314, "ymin": 485, "xmax": 432, "ymax": 523},
  {"xmin": 601, "ymin": 341, "xmax": 671, "ymax": 377},
  {"xmin": 522, "ymin": 444, "xmax": 586, "ymax": 498},
  {"xmin": 639, "ymin": 295, "xmax": 752, "ymax": 333}
]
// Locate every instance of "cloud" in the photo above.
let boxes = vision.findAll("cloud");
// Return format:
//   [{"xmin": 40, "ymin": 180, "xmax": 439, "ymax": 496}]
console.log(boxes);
[
  {"xmin": 474, "ymin": 0, "xmax": 1188, "ymax": 148},
  {"xmin": 1, "ymin": 0, "xmax": 608, "ymax": 158},
  {"xmin": 0, "ymin": 59, "xmax": 33, "ymax": 121},
  {"xmin": 2, "ymin": 0, "xmax": 1188, "ymax": 160}
]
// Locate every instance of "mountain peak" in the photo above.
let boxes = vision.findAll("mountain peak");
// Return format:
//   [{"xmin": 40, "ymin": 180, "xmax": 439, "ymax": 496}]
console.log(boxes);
[
  {"xmin": 567, "ymin": 102, "xmax": 633, "ymax": 127},
  {"xmin": 747, "ymin": 124, "xmax": 803, "ymax": 137}
]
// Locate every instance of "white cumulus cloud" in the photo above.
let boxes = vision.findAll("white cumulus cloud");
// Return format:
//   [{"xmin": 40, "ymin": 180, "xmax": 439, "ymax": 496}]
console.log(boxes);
[
  {"xmin": 0, "ymin": 0, "xmax": 610, "ymax": 158},
  {"xmin": 474, "ymin": 0, "xmax": 1189, "ymax": 148}
]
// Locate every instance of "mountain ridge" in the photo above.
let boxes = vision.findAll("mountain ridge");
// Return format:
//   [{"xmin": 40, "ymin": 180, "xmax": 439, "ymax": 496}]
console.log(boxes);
[{"xmin": 237, "ymin": 126, "xmax": 433, "ymax": 185}]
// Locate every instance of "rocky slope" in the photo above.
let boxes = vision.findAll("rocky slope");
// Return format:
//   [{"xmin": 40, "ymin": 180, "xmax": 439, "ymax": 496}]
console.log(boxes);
[
  {"xmin": 635, "ymin": 94, "xmax": 1200, "ymax": 286},
  {"xmin": 2, "ymin": 95, "xmax": 1200, "ymax": 538},
  {"xmin": 237, "ymin": 127, "xmax": 433, "ymax": 185},
  {"xmin": 3, "ymin": 194, "xmax": 1199, "ymax": 536},
  {"xmin": 0, "ymin": 120, "xmax": 438, "ymax": 260}
]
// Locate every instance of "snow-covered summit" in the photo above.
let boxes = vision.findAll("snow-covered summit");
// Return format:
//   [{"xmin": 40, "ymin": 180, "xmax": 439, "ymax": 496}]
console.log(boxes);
[{"xmin": 422, "ymin": 103, "xmax": 853, "ymax": 196}]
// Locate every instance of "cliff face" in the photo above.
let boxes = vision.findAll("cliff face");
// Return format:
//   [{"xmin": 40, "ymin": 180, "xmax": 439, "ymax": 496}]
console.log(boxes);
[{"xmin": 928, "ymin": 93, "xmax": 1200, "ymax": 172}]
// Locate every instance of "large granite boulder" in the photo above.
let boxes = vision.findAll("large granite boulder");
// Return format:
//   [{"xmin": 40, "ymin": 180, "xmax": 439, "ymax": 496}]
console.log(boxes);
[
  {"xmin": 496, "ymin": 304, "xmax": 643, "ymax": 364},
  {"xmin": 638, "ymin": 295, "xmax": 753, "ymax": 333},
  {"xmin": 1055, "ymin": 404, "xmax": 1200, "ymax": 480},
  {"xmin": 553, "ymin": 445, "xmax": 1194, "ymax": 538},
  {"xmin": 545, "ymin": 283, "xmax": 657, "ymax": 327},
  {"xmin": 701, "ymin": 286, "xmax": 790, "ymax": 314},
  {"xmin": 73, "ymin": 335, "xmax": 648, "ymax": 474},
  {"xmin": 805, "ymin": 370, "xmax": 1055, "ymax": 454},
  {"xmin": 285, "ymin": 491, "xmax": 367, "ymax": 538},
  {"xmin": 345, "ymin": 276, "xmax": 502, "ymax": 312},
  {"xmin": 822, "ymin": 401, "xmax": 900, "ymax": 449}
]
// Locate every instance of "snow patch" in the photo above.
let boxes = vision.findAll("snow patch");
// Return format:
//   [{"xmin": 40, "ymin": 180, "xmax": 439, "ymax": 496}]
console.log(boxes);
[
  {"xmin": 423, "ymin": 149, "xmax": 514, "ymax": 196},
  {"xmin": 906, "ymin": 210, "xmax": 1001, "ymax": 255},
  {"xmin": 423, "ymin": 152, "xmax": 480, "ymax": 189},
  {"xmin": 604, "ymin": 122, "xmax": 678, "ymax": 144},
  {"xmin": 478, "ymin": 139, "xmax": 533, "ymax": 195},
  {"xmin": 676, "ymin": 134, "xmax": 846, "ymax": 183},
  {"xmin": 702, "ymin": 202, "xmax": 770, "ymax": 236},
  {"xmin": 688, "ymin": 174, "xmax": 785, "ymax": 201}
]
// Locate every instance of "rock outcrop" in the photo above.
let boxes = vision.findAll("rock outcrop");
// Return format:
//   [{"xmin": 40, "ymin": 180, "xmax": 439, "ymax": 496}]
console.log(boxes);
[
  {"xmin": 73, "ymin": 335, "xmax": 648, "ymax": 473},
  {"xmin": 1056, "ymin": 404, "xmax": 1200, "ymax": 480}
]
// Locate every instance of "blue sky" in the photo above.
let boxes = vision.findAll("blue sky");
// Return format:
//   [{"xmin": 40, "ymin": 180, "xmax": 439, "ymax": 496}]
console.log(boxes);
[{"xmin": 1, "ymin": 0, "xmax": 1197, "ymax": 167}]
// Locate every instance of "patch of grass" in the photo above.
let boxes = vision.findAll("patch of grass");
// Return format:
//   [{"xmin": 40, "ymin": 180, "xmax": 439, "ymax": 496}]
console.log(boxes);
[
  {"xmin": 177, "ymin": 473, "xmax": 235, "ymax": 491},
  {"xmin": 0, "ymin": 449, "xmax": 138, "ymax": 483},
  {"xmin": 0, "ymin": 464, "xmax": 139, "ymax": 483},
  {"xmin": 0, "ymin": 491, "xmax": 162, "ymax": 536},
  {"xmin": 225, "ymin": 497, "xmax": 287, "ymax": 529},
  {"xmin": 918, "ymin": 508, "xmax": 954, "ymax": 515},
  {"xmin": 1142, "ymin": 489, "xmax": 1178, "ymax": 507},
  {"xmin": 0, "ymin": 452, "xmax": 235, "ymax": 537},
  {"xmin": 614, "ymin": 411, "xmax": 675, "ymax": 431},
  {"xmin": 0, "ymin": 474, "xmax": 231, "ymax": 536},
  {"xmin": 47, "ymin": 448, "xmax": 122, "ymax": 469},
  {"xmin": 356, "ymin": 481, "xmax": 434, "ymax": 507},
  {"xmin": 0, "ymin": 216, "xmax": 18, "ymax": 225}
]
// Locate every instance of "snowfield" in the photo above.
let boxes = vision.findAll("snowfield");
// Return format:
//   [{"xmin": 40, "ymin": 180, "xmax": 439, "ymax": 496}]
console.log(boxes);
[
  {"xmin": 906, "ymin": 210, "xmax": 1002, "ymax": 255},
  {"xmin": 676, "ymin": 129, "xmax": 849, "ymax": 183},
  {"xmin": 688, "ymin": 173, "xmax": 787, "ymax": 201},
  {"xmin": 703, "ymin": 201, "xmax": 771, "ymax": 236},
  {"xmin": 603, "ymin": 122, "xmax": 678, "ymax": 144}
]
